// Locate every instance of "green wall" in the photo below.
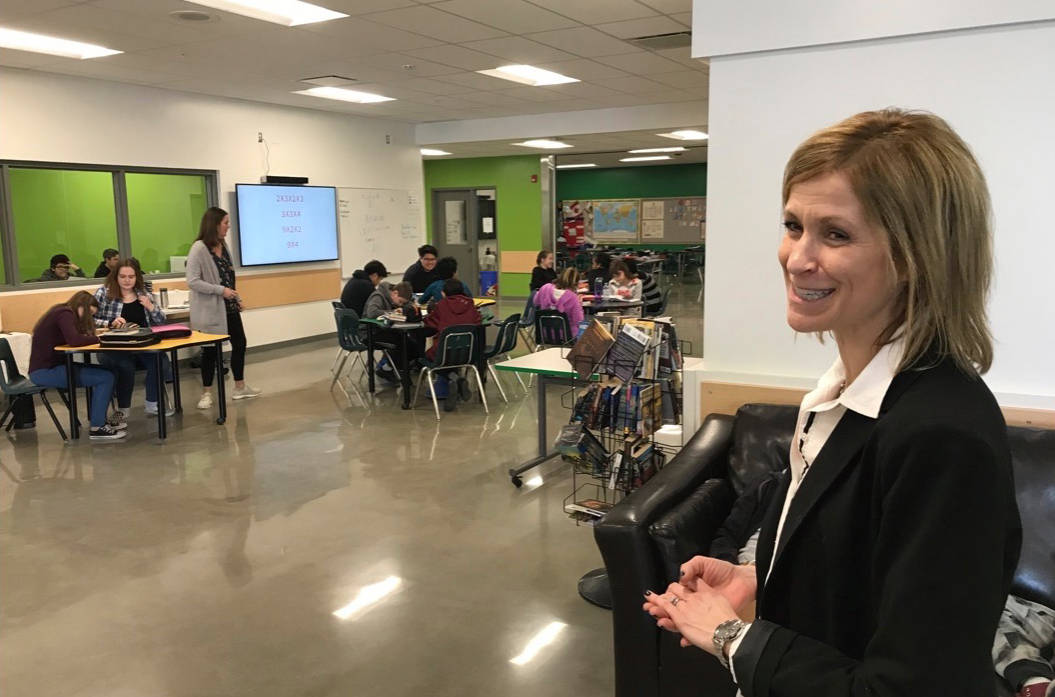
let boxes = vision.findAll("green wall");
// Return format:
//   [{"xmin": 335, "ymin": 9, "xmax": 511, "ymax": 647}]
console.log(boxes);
[
  {"xmin": 423, "ymin": 155, "xmax": 541, "ymax": 297},
  {"xmin": 9, "ymin": 168, "xmax": 118, "ymax": 281},
  {"xmin": 557, "ymin": 162, "xmax": 707, "ymax": 200},
  {"xmin": 126, "ymin": 173, "xmax": 205, "ymax": 273}
]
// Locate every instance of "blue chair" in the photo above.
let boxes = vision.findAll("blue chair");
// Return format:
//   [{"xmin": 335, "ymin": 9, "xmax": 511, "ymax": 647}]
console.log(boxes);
[
  {"xmin": 412, "ymin": 324, "xmax": 487, "ymax": 420},
  {"xmin": 517, "ymin": 292, "xmax": 536, "ymax": 350},
  {"xmin": 482, "ymin": 314, "xmax": 523, "ymax": 401},
  {"xmin": 0, "ymin": 338, "xmax": 68, "ymax": 441},
  {"xmin": 330, "ymin": 308, "xmax": 400, "ymax": 402}
]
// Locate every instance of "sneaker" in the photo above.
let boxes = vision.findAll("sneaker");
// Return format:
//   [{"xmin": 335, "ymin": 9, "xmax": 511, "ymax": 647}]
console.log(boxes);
[
  {"xmin": 232, "ymin": 384, "xmax": 262, "ymax": 400},
  {"xmin": 197, "ymin": 392, "xmax": 213, "ymax": 410},
  {"xmin": 443, "ymin": 395, "xmax": 457, "ymax": 412},
  {"xmin": 376, "ymin": 368, "xmax": 399, "ymax": 385},
  {"xmin": 144, "ymin": 401, "xmax": 175, "ymax": 417},
  {"xmin": 108, "ymin": 410, "xmax": 128, "ymax": 430},
  {"xmin": 457, "ymin": 376, "xmax": 471, "ymax": 402},
  {"xmin": 89, "ymin": 425, "xmax": 127, "ymax": 441}
]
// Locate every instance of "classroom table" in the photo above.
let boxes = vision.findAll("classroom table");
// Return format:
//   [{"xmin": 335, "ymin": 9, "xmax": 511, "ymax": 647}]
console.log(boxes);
[
  {"xmin": 581, "ymin": 298, "xmax": 645, "ymax": 317},
  {"xmin": 56, "ymin": 330, "xmax": 229, "ymax": 441}
]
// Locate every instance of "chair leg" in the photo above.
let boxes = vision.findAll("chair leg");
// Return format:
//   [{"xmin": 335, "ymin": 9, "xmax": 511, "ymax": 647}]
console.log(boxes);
[
  {"xmin": 330, "ymin": 347, "xmax": 344, "ymax": 374},
  {"xmin": 0, "ymin": 396, "xmax": 17, "ymax": 431},
  {"xmin": 383, "ymin": 350, "xmax": 402, "ymax": 390},
  {"xmin": 39, "ymin": 391, "xmax": 68, "ymax": 442},
  {"xmin": 412, "ymin": 368, "xmax": 427, "ymax": 408},
  {"xmin": 330, "ymin": 352, "xmax": 350, "ymax": 391},
  {"xmin": 487, "ymin": 362, "xmax": 508, "ymax": 403},
  {"xmin": 470, "ymin": 366, "xmax": 488, "ymax": 414},
  {"xmin": 426, "ymin": 370, "xmax": 440, "ymax": 421}
]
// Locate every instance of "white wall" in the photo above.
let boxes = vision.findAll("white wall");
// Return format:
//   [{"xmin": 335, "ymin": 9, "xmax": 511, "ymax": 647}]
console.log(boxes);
[
  {"xmin": 692, "ymin": 0, "xmax": 1055, "ymax": 58},
  {"xmin": 700, "ymin": 22, "xmax": 1055, "ymax": 407},
  {"xmin": 0, "ymin": 67, "xmax": 425, "ymax": 348}
]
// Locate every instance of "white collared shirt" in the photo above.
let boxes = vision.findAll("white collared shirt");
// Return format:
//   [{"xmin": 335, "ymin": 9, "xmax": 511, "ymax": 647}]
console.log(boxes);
[{"xmin": 727, "ymin": 336, "xmax": 906, "ymax": 682}]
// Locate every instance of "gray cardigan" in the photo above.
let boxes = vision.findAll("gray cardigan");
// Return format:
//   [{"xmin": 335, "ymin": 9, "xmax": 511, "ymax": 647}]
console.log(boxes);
[{"xmin": 185, "ymin": 239, "xmax": 229, "ymax": 335}]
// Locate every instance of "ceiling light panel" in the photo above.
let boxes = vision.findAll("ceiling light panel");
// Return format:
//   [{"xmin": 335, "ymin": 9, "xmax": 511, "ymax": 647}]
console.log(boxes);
[
  {"xmin": 294, "ymin": 86, "xmax": 394, "ymax": 103},
  {"xmin": 556, "ymin": 163, "xmax": 596, "ymax": 169},
  {"xmin": 628, "ymin": 147, "xmax": 685, "ymax": 153},
  {"xmin": 620, "ymin": 155, "xmax": 671, "ymax": 162},
  {"xmin": 420, "ymin": 148, "xmax": 451, "ymax": 156},
  {"xmin": 656, "ymin": 129, "xmax": 709, "ymax": 141},
  {"xmin": 477, "ymin": 64, "xmax": 579, "ymax": 87},
  {"xmin": 185, "ymin": 0, "xmax": 348, "ymax": 27},
  {"xmin": 513, "ymin": 139, "xmax": 573, "ymax": 149},
  {"xmin": 0, "ymin": 27, "xmax": 122, "ymax": 59}
]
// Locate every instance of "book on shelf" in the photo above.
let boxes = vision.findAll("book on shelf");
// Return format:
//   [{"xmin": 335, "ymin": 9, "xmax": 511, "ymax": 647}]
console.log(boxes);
[
  {"xmin": 565, "ymin": 319, "xmax": 615, "ymax": 379},
  {"xmin": 604, "ymin": 322, "xmax": 651, "ymax": 383},
  {"xmin": 565, "ymin": 498, "xmax": 614, "ymax": 517},
  {"xmin": 554, "ymin": 423, "xmax": 608, "ymax": 474}
]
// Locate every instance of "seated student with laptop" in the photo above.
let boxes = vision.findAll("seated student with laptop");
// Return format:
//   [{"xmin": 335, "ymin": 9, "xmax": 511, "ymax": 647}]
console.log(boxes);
[
  {"xmin": 419, "ymin": 257, "xmax": 472, "ymax": 306},
  {"xmin": 92, "ymin": 259, "xmax": 173, "ymax": 420},
  {"xmin": 423, "ymin": 279, "xmax": 482, "ymax": 412},
  {"xmin": 403, "ymin": 245, "xmax": 440, "ymax": 293}
]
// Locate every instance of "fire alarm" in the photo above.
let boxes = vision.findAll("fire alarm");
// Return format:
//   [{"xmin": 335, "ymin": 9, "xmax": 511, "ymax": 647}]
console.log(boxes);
[{"xmin": 530, "ymin": 174, "xmax": 538, "ymax": 183}]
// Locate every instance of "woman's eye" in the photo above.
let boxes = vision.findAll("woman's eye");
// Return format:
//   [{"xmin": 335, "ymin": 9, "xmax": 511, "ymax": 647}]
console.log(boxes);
[
  {"xmin": 826, "ymin": 229, "xmax": 850, "ymax": 242},
  {"xmin": 782, "ymin": 220, "xmax": 803, "ymax": 236}
]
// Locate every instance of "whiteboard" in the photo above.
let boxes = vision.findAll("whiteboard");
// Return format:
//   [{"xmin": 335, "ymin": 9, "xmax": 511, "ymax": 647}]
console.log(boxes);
[{"xmin": 337, "ymin": 187, "xmax": 423, "ymax": 278}]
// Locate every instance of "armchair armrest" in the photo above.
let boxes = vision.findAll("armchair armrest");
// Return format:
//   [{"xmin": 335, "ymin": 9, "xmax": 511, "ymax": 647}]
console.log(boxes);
[
  {"xmin": 648, "ymin": 478, "xmax": 736, "ymax": 583},
  {"xmin": 593, "ymin": 414, "xmax": 735, "ymax": 697}
]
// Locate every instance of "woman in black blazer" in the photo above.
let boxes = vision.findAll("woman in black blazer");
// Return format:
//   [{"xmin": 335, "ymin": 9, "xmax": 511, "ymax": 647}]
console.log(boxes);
[{"xmin": 644, "ymin": 109, "xmax": 1021, "ymax": 695}]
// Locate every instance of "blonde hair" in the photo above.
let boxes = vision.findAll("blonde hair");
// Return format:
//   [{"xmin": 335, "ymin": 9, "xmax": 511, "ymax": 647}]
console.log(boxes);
[
  {"xmin": 783, "ymin": 108, "xmax": 993, "ymax": 374},
  {"xmin": 555, "ymin": 268, "xmax": 578, "ymax": 290}
]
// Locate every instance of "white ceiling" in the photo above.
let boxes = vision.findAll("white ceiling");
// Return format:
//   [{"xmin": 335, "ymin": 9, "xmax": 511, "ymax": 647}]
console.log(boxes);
[
  {"xmin": 0, "ymin": 0, "xmax": 708, "ymax": 129},
  {"xmin": 424, "ymin": 128, "xmax": 708, "ymax": 165}
]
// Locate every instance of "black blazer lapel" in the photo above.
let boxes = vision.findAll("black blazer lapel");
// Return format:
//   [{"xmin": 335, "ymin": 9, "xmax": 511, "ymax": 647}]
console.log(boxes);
[{"xmin": 766, "ymin": 410, "xmax": 876, "ymax": 582}]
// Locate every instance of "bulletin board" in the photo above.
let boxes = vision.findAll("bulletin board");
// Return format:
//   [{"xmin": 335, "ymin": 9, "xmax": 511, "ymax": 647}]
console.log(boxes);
[{"xmin": 639, "ymin": 197, "xmax": 707, "ymax": 243}]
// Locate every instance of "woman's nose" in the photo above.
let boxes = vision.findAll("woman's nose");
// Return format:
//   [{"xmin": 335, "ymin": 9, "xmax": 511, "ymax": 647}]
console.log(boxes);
[{"xmin": 785, "ymin": 235, "xmax": 818, "ymax": 276}]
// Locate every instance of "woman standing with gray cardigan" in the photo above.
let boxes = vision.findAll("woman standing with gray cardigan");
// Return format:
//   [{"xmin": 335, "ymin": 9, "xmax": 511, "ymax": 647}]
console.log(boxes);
[{"xmin": 186, "ymin": 207, "xmax": 260, "ymax": 409}]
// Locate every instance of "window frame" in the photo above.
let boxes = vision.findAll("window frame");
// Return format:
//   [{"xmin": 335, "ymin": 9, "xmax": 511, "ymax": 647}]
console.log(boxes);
[{"xmin": 0, "ymin": 160, "xmax": 218, "ymax": 291}]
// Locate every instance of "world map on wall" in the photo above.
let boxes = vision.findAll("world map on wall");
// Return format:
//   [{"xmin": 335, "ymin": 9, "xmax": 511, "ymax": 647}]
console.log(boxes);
[{"xmin": 591, "ymin": 200, "xmax": 640, "ymax": 239}]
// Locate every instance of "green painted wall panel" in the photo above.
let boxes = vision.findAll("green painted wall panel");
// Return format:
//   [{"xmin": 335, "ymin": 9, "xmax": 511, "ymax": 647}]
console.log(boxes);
[
  {"xmin": 10, "ymin": 168, "xmax": 118, "ymax": 281},
  {"xmin": 126, "ymin": 172, "xmax": 206, "ymax": 273},
  {"xmin": 424, "ymin": 155, "xmax": 541, "ymax": 297},
  {"xmin": 556, "ymin": 163, "xmax": 707, "ymax": 201}
]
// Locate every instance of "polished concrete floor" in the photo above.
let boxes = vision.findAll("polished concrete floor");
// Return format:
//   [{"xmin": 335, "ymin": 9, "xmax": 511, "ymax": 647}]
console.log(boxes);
[{"xmin": 0, "ymin": 278, "xmax": 703, "ymax": 697}]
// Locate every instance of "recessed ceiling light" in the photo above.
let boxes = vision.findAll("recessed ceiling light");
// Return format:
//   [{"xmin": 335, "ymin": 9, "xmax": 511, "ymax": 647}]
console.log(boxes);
[
  {"xmin": 169, "ymin": 10, "xmax": 215, "ymax": 22},
  {"xmin": 293, "ymin": 86, "xmax": 394, "ymax": 103},
  {"xmin": 477, "ymin": 64, "xmax": 579, "ymax": 87},
  {"xmin": 0, "ymin": 27, "xmax": 122, "ymax": 59},
  {"xmin": 420, "ymin": 148, "xmax": 451, "ymax": 156},
  {"xmin": 513, "ymin": 139, "xmax": 572, "ymax": 150},
  {"xmin": 620, "ymin": 155, "xmax": 672, "ymax": 162},
  {"xmin": 556, "ymin": 163, "xmax": 596, "ymax": 169},
  {"xmin": 185, "ymin": 0, "xmax": 347, "ymax": 26},
  {"xmin": 656, "ymin": 129, "xmax": 709, "ymax": 141},
  {"xmin": 628, "ymin": 146, "xmax": 685, "ymax": 153}
]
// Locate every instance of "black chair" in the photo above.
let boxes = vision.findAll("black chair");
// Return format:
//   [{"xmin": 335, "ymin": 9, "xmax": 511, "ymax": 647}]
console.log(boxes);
[
  {"xmin": 533, "ymin": 309, "xmax": 573, "ymax": 351},
  {"xmin": 0, "ymin": 338, "xmax": 68, "ymax": 441},
  {"xmin": 517, "ymin": 293, "xmax": 536, "ymax": 350},
  {"xmin": 482, "ymin": 313, "xmax": 522, "ymax": 402},
  {"xmin": 647, "ymin": 288, "xmax": 672, "ymax": 317},
  {"xmin": 329, "ymin": 300, "xmax": 346, "ymax": 375},
  {"xmin": 330, "ymin": 308, "xmax": 400, "ymax": 402},
  {"xmin": 412, "ymin": 324, "xmax": 487, "ymax": 420}
]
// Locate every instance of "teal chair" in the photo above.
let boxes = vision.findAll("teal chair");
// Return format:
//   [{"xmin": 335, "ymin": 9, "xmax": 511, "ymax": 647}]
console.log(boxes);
[
  {"xmin": 412, "ymin": 325, "xmax": 487, "ymax": 420},
  {"xmin": 0, "ymin": 338, "xmax": 68, "ymax": 440}
]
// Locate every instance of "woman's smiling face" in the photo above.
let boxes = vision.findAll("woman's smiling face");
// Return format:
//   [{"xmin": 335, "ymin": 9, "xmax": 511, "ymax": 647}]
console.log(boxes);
[{"xmin": 778, "ymin": 170, "xmax": 901, "ymax": 345}]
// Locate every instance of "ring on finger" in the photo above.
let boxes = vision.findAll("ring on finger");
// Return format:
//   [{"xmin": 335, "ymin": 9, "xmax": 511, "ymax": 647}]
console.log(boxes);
[{"xmin": 671, "ymin": 596, "xmax": 680, "ymax": 607}]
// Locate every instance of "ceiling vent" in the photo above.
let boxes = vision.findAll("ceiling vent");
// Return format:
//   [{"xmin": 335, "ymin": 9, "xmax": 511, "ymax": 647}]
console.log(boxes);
[
  {"xmin": 169, "ymin": 10, "xmax": 215, "ymax": 22},
  {"xmin": 300, "ymin": 75, "xmax": 358, "ymax": 87},
  {"xmin": 628, "ymin": 31, "xmax": 692, "ymax": 50}
]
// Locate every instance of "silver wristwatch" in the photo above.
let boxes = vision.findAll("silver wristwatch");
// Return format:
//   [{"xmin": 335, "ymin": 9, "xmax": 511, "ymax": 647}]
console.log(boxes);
[{"xmin": 713, "ymin": 619, "xmax": 746, "ymax": 669}]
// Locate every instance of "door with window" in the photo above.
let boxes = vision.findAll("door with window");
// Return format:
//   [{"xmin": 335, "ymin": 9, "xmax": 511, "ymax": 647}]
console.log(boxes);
[{"xmin": 432, "ymin": 189, "xmax": 478, "ymax": 295}]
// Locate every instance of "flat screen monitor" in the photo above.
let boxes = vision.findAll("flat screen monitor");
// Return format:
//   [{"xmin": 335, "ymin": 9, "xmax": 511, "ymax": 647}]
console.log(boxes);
[{"xmin": 235, "ymin": 184, "xmax": 338, "ymax": 266}]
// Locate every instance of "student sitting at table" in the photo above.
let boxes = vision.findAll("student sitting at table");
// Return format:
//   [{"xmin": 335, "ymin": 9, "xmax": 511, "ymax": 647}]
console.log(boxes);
[
  {"xmin": 93, "ymin": 248, "xmax": 120, "ymax": 278},
  {"xmin": 341, "ymin": 260, "xmax": 386, "ymax": 316},
  {"xmin": 403, "ymin": 244, "xmax": 440, "ymax": 293},
  {"xmin": 534, "ymin": 268, "xmax": 583, "ymax": 329},
  {"xmin": 625, "ymin": 258, "xmax": 662, "ymax": 314},
  {"xmin": 364, "ymin": 281, "xmax": 417, "ymax": 382},
  {"xmin": 37, "ymin": 253, "xmax": 86, "ymax": 282},
  {"xmin": 530, "ymin": 249, "xmax": 557, "ymax": 292},
  {"xmin": 424, "ymin": 279, "xmax": 482, "ymax": 412},
  {"xmin": 93, "ymin": 259, "xmax": 173, "ymax": 420},
  {"xmin": 604, "ymin": 259, "xmax": 642, "ymax": 301},
  {"xmin": 419, "ymin": 256, "xmax": 471, "ymax": 306},
  {"xmin": 28, "ymin": 291, "xmax": 127, "ymax": 441},
  {"xmin": 583, "ymin": 252, "xmax": 611, "ymax": 295}
]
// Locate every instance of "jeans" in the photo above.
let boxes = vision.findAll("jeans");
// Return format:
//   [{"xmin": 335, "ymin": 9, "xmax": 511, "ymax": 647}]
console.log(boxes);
[
  {"xmin": 99, "ymin": 353, "xmax": 172, "ymax": 408},
  {"xmin": 29, "ymin": 364, "xmax": 115, "ymax": 429},
  {"xmin": 202, "ymin": 311, "xmax": 245, "ymax": 387}
]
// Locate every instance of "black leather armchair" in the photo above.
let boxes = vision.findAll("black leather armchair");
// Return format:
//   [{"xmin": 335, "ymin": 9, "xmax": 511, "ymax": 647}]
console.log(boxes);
[{"xmin": 594, "ymin": 403, "xmax": 1055, "ymax": 697}]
